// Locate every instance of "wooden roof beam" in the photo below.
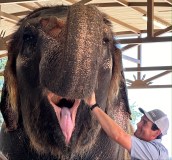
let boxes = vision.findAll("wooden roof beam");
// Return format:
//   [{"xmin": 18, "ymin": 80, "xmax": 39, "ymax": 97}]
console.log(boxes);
[
  {"xmin": 125, "ymin": 66, "xmax": 172, "ymax": 72},
  {"xmin": 34, "ymin": 2, "xmax": 42, "ymax": 7},
  {"xmin": 65, "ymin": 0, "xmax": 92, "ymax": 4},
  {"xmin": 76, "ymin": 0, "xmax": 92, "ymax": 4},
  {"xmin": 133, "ymin": 7, "xmax": 171, "ymax": 27},
  {"xmin": 64, "ymin": 0, "xmax": 75, "ymax": 4},
  {"xmin": 0, "ymin": 11, "xmax": 20, "ymax": 23},
  {"xmin": 56, "ymin": 0, "xmax": 141, "ymax": 34},
  {"xmin": 121, "ymin": 44, "xmax": 139, "ymax": 52},
  {"xmin": 137, "ymin": 43, "xmax": 142, "ymax": 79},
  {"xmin": 113, "ymin": 0, "xmax": 171, "ymax": 29},
  {"xmin": 147, "ymin": 0, "xmax": 154, "ymax": 37},
  {"xmin": 0, "ymin": 0, "xmax": 41, "ymax": 4},
  {"xmin": 119, "ymin": 36, "xmax": 172, "ymax": 44},
  {"xmin": 114, "ymin": 0, "xmax": 170, "ymax": 35},
  {"xmin": 122, "ymin": 54, "xmax": 141, "ymax": 64},
  {"xmin": 128, "ymin": 85, "xmax": 172, "ymax": 89},
  {"xmin": 92, "ymin": 2, "xmax": 172, "ymax": 7},
  {"xmin": 116, "ymin": 29, "xmax": 164, "ymax": 36},
  {"xmin": 164, "ymin": 0, "xmax": 172, "ymax": 5},
  {"xmin": 108, "ymin": 15, "xmax": 140, "ymax": 34},
  {"xmin": 128, "ymin": 2, "xmax": 172, "ymax": 7},
  {"xmin": 120, "ymin": 26, "xmax": 172, "ymax": 51},
  {"xmin": 145, "ymin": 71, "xmax": 171, "ymax": 83},
  {"xmin": 115, "ymin": 0, "xmax": 128, "ymax": 7},
  {"xmin": 126, "ymin": 69, "xmax": 172, "ymax": 88},
  {"xmin": 3, "ymin": 33, "xmax": 13, "ymax": 42},
  {"xmin": 12, "ymin": 10, "xmax": 31, "ymax": 16},
  {"xmin": 154, "ymin": 25, "xmax": 172, "ymax": 36},
  {"xmin": 17, "ymin": 3, "xmax": 38, "ymax": 10}
]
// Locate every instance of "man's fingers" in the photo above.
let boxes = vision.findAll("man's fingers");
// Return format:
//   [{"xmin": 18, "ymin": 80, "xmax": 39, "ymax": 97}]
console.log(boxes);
[{"xmin": 84, "ymin": 92, "xmax": 96, "ymax": 106}]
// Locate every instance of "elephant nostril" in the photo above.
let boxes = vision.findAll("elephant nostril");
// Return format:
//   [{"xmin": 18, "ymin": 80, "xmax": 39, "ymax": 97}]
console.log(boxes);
[
  {"xmin": 103, "ymin": 37, "xmax": 110, "ymax": 45},
  {"xmin": 57, "ymin": 98, "xmax": 75, "ymax": 109}
]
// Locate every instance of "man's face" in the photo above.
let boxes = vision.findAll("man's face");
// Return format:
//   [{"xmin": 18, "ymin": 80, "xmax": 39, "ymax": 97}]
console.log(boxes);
[{"xmin": 134, "ymin": 115, "xmax": 160, "ymax": 141}]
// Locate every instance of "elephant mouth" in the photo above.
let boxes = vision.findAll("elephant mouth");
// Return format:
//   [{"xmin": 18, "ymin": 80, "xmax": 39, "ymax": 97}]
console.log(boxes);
[{"xmin": 47, "ymin": 92, "xmax": 80, "ymax": 145}]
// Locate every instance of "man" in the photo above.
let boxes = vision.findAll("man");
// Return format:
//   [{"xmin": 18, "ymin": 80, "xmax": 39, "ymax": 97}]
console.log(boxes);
[{"xmin": 85, "ymin": 93, "xmax": 169, "ymax": 160}]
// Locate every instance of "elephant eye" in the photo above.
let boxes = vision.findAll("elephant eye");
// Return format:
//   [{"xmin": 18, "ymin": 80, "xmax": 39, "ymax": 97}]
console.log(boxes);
[
  {"xmin": 23, "ymin": 33, "xmax": 37, "ymax": 43},
  {"xmin": 20, "ymin": 27, "xmax": 38, "ymax": 56},
  {"xmin": 103, "ymin": 37, "xmax": 109, "ymax": 45},
  {"xmin": 23, "ymin": 34, "xmax": 35, "ymax": 42},
  {"xmin": 23, "ymin": 26, "xmax": 38, "ymax": 43}
]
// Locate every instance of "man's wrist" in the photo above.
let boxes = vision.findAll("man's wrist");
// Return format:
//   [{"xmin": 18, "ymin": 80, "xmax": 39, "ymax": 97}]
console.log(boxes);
[{"xmin": 90, "ymin": 103, "xmax": 99, "ymax": 111}]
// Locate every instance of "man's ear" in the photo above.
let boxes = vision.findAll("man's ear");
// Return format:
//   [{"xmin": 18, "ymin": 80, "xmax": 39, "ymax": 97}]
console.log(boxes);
[
  {"xmin": 155, "ymin": 129, "xmax": 162, "ymax": 138},
  {"xmin": 151, "ymin": 129, "xmax": 161, "ymax": 139}
]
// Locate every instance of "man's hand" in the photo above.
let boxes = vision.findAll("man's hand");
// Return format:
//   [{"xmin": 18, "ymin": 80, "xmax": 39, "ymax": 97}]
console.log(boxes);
[{"xmin": 84, "ymin": 92, "xmax": 96, "ymax": 107}]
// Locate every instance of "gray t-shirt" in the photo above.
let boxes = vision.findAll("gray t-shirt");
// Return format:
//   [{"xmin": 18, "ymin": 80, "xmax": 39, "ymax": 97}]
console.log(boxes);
[{"xmin": 131, "ymin": 136, "xmax": 169, "ymax": 160}]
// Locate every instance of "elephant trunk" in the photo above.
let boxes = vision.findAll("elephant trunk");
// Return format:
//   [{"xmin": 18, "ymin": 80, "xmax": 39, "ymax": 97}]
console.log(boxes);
[{"xmin": 40, "ymin": 4, "xmax": 104, "ymax": 99}]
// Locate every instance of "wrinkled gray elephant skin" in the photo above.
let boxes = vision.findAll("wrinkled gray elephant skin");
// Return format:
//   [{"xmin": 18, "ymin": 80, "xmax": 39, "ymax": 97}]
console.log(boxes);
[{"xmin": 0, "ymin": 4, "xmax": 131, "ymax": 160}]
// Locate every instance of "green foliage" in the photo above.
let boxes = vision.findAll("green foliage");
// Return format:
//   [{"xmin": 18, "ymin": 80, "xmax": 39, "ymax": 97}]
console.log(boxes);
[
  {"xmin": 0, "ymin": 57, "xmax": 6, "ymax": 90},
  {"xmin": 0, "ymin": 58, "xmax": 6, "ymax": 127},
  {"xmin": 0, "ymin": 57, "xmax": 7, "ymax": 71},
  {"xmin": 0, "ymin": 76, "xmax": 4, "ymax": 90},
  {"xmin": 130, "ymin": 102, "xmax": 142, "ymax": 127}
]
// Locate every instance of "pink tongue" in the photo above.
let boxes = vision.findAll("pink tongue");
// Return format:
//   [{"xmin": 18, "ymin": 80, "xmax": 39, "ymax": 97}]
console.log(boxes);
[{"xmin": 60, "ymin": 107, "xmax": 74, "ymax": 144}]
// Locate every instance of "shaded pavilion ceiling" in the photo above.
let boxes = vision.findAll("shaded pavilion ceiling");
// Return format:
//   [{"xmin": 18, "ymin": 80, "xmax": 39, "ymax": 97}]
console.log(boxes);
[{"xmin": 0, "ymin": 0, "xmax": 172, "ymax": 89}]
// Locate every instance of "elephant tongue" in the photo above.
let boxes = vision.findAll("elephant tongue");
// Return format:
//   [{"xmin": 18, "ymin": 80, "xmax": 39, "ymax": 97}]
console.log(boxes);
[{"xmin": 60, "ymin": 107, "xmax": 74, "ymax": 144}]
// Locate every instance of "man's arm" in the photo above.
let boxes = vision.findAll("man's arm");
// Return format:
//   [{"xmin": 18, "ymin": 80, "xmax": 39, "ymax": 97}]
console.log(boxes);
[{"xmin": 85, "ymin": 93, "xmax": 132, "ymax": 152}]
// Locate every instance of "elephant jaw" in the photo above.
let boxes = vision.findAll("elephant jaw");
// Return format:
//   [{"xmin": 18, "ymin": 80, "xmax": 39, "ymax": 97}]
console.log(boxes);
[{"xmin": 47, "ymin": 92, "xmax": 81, "ymax": 145}]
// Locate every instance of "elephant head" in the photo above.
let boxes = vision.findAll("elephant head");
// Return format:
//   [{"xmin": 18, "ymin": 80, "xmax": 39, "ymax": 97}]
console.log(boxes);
[{"xmin": 0, "ymin": 4, "xmax": 131, "ymax": 160}]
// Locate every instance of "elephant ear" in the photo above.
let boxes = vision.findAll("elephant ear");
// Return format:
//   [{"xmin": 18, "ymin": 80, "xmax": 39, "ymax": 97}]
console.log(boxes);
[
  {"xmin": 0, "ymin": 51, "xmax": 19, "ymax": 131},
  {"xmin": 107, "ymin": 41, "xmax": 131, "ymax": 116}
]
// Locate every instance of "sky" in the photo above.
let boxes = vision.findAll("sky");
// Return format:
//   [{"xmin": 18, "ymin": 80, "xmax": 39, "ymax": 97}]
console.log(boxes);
[{"xmin": 122, "ymin": 39, "xmax": 172, "ymax": 157}]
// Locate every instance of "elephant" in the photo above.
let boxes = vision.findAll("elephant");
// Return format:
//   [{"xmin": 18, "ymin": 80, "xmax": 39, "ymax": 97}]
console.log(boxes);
[{"xmin": 0, "ymin": 4, "xmax": 132, "ymax": 160}]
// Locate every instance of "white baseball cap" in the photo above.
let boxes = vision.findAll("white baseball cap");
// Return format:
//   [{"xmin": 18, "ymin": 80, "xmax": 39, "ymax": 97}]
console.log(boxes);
[{"xmin": 139, "ymin": 108, "xmax": 169, "ymax": 135}]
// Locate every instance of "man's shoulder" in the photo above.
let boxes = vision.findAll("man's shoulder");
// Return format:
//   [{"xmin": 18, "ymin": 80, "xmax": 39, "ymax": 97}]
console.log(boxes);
[
  {"xmin": 132, "ymin": 136, "xmax": 166, "ymax": 150},
  {"xmin": 151, "ymin": 139, "xmax": 168, "ymax": 153},
  {"xmin": 131, "ymin": 136, "xmax": 169, "ymax": 159}
]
